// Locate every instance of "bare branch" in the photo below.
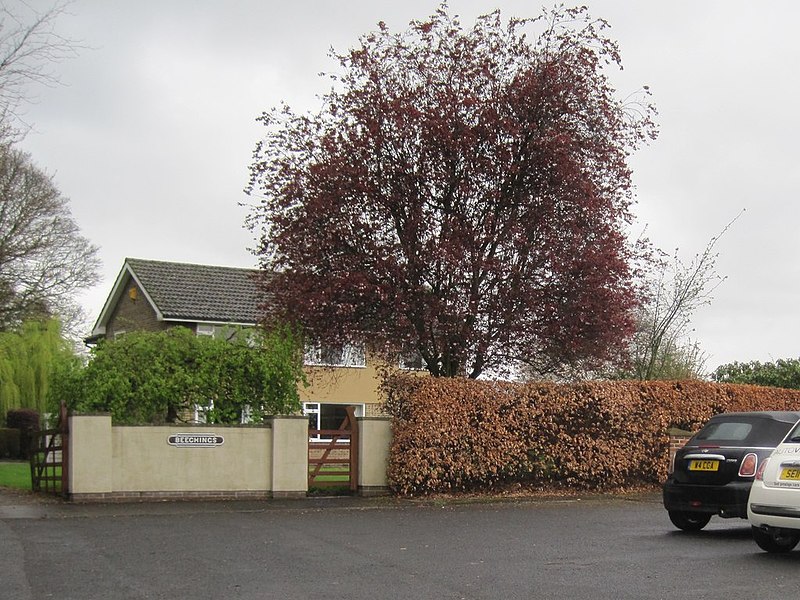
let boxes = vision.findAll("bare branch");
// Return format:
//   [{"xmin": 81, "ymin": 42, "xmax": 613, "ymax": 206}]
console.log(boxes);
[
  {"xmin": 0, "ymin": 1, "xmax": 79, "ymax": 131},
  {"xmin": 0, "ymin": 140, "xmax": 100, "ymax": 332},
  {"xmin": 625, "ymin": 212, "xmax": 743, "ymax": 380}
]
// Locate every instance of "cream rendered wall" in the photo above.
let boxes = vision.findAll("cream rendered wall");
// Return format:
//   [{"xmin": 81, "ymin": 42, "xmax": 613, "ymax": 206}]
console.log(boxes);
[
  {"xmin": 357, "ymin": 417, "xmax": 392, "ymax": 495},
  {"xmin": 67, "ymin": 413, "xmax": 393, "ymax": 500},
  {"xmin": 300, "ymin": 361, "xmax": 381, "ymax": 405},
  {"xmin": 69, "ymin": 415, "xmax": 113, "ymax": 494},
  {"xmin": 299, "ymin": 351, "xmax": 427, "ymax": 410},
  {"xmin": 111, "ymin": 425, "xmax": 272, "ymax": 492},
  {"xmin": 271, "ymin": 416, "xmax": 308, "ymax": 498}
]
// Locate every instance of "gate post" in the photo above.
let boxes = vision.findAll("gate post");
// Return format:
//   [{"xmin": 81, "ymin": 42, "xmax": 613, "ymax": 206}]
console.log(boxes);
[
  {"xmin": 271, "ymin": 415, "xmax": 308, "ymax": 498},
  {"xmin": 68, "ymin": 414, "xmax": 113, "ymax": 499},
  {"xmin": 357, "ymin": 416, "xmax": 392, "ymax": 496},
  {"xmin": 60, "ymin": 402, "xmax": 69, "ymax": 494}
]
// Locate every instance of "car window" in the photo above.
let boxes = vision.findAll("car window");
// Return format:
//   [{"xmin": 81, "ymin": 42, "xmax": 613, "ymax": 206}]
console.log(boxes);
[
  {"xmin": 690, "ymin": 416, "xmax": 795, "ymax": 446},
  {"xmin": 782, "ymin": 420, "xmax": 800, "ymax": 443},
  {"xmin": 695, "ymin": 422, "xmax": 751, "ymax": 441}
]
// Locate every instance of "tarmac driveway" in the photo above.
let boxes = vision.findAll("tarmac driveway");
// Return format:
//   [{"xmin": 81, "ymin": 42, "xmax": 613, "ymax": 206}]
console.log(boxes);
[{"xmin": 2, "ymin": 488, "xmax": 799, "ymax": 600}]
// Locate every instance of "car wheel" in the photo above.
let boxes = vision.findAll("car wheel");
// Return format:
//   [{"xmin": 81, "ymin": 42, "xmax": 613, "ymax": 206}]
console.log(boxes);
[
  {"xmin": 668, "ymin": 510, "xmax": 712, "ymax": 532},
  {"xmin": 751, "ymin": 526, "xmax": 800, "ymax": 553}
]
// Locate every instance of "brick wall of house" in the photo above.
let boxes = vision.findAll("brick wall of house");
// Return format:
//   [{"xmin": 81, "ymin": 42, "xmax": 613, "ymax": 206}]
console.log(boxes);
[{"xmin": 105, "ymin": 276, "xmax": 170, "ymax": 339}]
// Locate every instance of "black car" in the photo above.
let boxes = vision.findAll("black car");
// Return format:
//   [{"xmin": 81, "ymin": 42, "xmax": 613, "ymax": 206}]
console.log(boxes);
[{"xmin": 663, "ymin": 411, "xmax": 800, "ymax": 531}]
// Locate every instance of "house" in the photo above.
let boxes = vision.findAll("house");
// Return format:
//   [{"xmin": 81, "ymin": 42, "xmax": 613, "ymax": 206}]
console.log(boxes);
[{"xmin": 86, "ymin": 257, "xmax": 389, "ymax": 426}]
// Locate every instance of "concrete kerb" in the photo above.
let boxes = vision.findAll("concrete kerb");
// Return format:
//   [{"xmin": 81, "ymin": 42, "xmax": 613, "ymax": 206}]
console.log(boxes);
[{"xmin": 1, "ymin": 485, "xmax": 662, "ymax": 521}]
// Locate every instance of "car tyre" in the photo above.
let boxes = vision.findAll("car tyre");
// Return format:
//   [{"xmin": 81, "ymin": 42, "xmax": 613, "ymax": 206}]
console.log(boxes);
[
  {"xmin": 668, "ymin": 510, "xmax": 711, "ymax": 532},
  {"xmin": 751, "ymin": 526, "xmax": 800, "ymax": 553}
]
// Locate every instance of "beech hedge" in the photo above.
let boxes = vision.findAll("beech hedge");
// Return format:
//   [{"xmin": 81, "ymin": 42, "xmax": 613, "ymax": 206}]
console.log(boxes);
[{"xmin": 384, "ymin": 377, "xmax": 800, "ymax": 496}]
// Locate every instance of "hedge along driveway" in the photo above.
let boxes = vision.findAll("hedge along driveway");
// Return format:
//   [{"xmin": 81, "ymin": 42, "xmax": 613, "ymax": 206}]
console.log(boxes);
[{"xmin": 384, "ymin": 377, "xmax": 800, "ymax": 496}]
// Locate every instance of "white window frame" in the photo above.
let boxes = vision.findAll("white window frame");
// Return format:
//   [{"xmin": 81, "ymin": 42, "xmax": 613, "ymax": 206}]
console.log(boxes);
[
  {"xmin": 196, "ymin": 323, "xmax": 239, "ymax": 340},
  {"xmin": 196, "ymin": 323, "xmax": 216, "ymax": 337},
  {"xmin": 193, "ymin": 399, "xmax": 214, "ymax": 424},
  {"xmin": 193, "ymin": 400, "xmax": 252, "ymax": 424},
  {"xmin": 304, "ymin": 342, "xmax": 366, "ymax": 368},
  {"xmin": 303, "ymin": 402, "xmax": 364, "ymax": 441}
]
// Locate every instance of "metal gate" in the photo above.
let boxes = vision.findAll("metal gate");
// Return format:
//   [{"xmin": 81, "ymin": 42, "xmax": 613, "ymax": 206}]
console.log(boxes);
[
  {"xmin": 30, "ymin": 402, "xmax": 68, "ymax": 496},
  {"xmin": 308, "ymin": 406, "xmax": 358, "ymax": 493}
]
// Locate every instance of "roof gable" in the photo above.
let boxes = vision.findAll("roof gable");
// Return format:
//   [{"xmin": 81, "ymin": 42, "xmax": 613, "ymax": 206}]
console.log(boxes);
[
  {"xmin": 89, "ymin": 258, "xmax": 263, "ymax": 339},
  {"xmin": 125, "ymin": 258, "xmax": 261, "ymax": 323}
]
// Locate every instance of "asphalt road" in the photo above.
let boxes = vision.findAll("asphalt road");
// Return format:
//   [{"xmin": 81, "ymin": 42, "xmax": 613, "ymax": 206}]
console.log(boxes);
[{"xmin": 2, "ymin": 490, "xmax": 799, "ymax": 600}]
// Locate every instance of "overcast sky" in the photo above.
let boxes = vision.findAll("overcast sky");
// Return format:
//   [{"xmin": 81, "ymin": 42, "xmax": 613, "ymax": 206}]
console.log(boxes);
[{"xmin": 11, "ymin": 0, "xmax": 800, "ymax": 372}]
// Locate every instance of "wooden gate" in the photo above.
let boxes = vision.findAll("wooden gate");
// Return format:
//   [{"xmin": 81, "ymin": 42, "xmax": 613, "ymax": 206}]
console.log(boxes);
[
  {"xmin": 308, "ymin": 406, "xmax": 358, "ymax": 493},
  {"xmin": 30, "ymin": 402, "xmax": 69, "ymax": 496}
]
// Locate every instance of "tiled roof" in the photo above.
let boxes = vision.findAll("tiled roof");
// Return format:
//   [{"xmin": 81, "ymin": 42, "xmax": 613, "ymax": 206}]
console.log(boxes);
[{"xmin": 126, "ymin": 258, "xmax": 262, "ymax": 324}]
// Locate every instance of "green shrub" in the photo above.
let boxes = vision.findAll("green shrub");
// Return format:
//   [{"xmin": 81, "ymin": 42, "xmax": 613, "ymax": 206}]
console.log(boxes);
[{"xmin": 61, "ymin": 326, "xmax": 306, "ymax": 425}]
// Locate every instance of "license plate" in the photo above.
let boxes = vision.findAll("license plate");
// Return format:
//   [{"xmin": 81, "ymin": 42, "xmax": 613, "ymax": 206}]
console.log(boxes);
[
  {"xmin": 780, "ymin": 468, "xmax": 800, "ymax": 481},
  {"xmin": 689, "ymin": 460, "xmax": 719, "ymax": 472}
]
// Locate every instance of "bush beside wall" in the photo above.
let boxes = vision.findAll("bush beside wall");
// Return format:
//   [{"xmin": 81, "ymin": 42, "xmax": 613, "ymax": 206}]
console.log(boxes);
[
  {"xmin": 0, "ymin": 428, "xmax": 21, "ymax": 459},
  {"xmin": 5, "ymin": 409, "xmax": 40, "ymax": 460},
  {"xmin": 384, "ymin": 378, "xmax": 800, "ymax": 496},
  {"xmin": 6, "ymin": 409, "xmax": 40, "ymax": 431}
]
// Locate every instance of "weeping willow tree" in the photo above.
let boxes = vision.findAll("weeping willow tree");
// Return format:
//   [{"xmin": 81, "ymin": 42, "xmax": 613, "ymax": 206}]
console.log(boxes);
[{"xmin": 0, "ymin": 318, "xmax": 76, "ymax": 424}]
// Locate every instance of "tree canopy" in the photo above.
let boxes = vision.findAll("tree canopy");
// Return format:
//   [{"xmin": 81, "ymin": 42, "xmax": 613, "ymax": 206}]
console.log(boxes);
[
  {"xmin": 0, "ymin": 318, "xmax": 75, "ymax": 424},
  {"xmin": 247, "ymin": 5, "xmax": 657, "ymax": 379},
  {"xmin": 712, "ymin": 359, "xmax": 800, "ymax": 390}
]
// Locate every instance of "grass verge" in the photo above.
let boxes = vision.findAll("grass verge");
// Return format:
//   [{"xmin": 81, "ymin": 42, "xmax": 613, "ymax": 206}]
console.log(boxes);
[{"xmin": 0, "ymin": 461, "xmax": 31, "ymax": 490}]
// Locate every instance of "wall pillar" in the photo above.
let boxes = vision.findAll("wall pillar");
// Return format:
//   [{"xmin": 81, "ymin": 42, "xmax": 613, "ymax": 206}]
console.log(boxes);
[
  {"xmin": 668, "ymin": 427, "xmax": 694, "ymax": 470},
  {"xmin": 68, "ymin": 414, "xmax": 112, "ymax": 498},
  {"xmin": 270, "ymin": 415, "xmax": 308, "ymax": 498},
  {"xmin": 357, "ymin": 416, "xmax": 392, "ymax": 496}
]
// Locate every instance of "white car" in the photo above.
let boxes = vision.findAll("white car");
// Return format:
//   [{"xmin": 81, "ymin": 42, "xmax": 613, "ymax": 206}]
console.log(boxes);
[{"xmin": 747, "ymin": 420, "xmax": 800, "ymax": 553}]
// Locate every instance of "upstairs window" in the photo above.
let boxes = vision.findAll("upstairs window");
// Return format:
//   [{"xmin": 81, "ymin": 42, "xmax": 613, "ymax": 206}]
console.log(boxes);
[
  {"xmin": 196, "ymin": 324, "xmax": 246, "ymax": 342},
  {"xmin": 304, "ymin": 342, "xmax": 366, "ymax": 367},
  {"xmin": 197, "ymin": 323, "xmax": 224, "ymax": 338}
]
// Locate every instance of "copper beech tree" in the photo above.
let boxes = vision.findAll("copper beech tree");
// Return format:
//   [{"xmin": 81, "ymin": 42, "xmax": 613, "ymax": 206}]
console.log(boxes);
[{"xmin": 247, "ymin": 5, "xmax": 657, "ymax": 379}]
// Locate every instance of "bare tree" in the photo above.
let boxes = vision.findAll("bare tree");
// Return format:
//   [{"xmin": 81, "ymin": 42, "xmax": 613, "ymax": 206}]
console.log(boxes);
[
  {"xmin": 625, "ymin": 217, "xmax": 740, "ymax": 380},
  {"xmin": 0, "ymin": 141, "xmax": 100, "ymax": 333},
  {"xmin": 0, "ymin": 1, "xmax": 77, "ymax": 131},
  {"xmin": 0, "ymin": 2, "xmax": 95, "ymax": 338}
]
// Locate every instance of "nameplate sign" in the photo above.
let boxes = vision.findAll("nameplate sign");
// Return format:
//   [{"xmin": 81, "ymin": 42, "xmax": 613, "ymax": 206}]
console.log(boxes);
[{"xmin": 168, "ymin": 433, "xmax": 224, "ymax": 448}]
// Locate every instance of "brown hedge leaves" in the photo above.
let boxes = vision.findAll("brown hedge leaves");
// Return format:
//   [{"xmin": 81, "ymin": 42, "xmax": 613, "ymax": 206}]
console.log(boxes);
[{"xmin": 384, "ymin": 377, "xmax": 800, "ymax": 496}]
